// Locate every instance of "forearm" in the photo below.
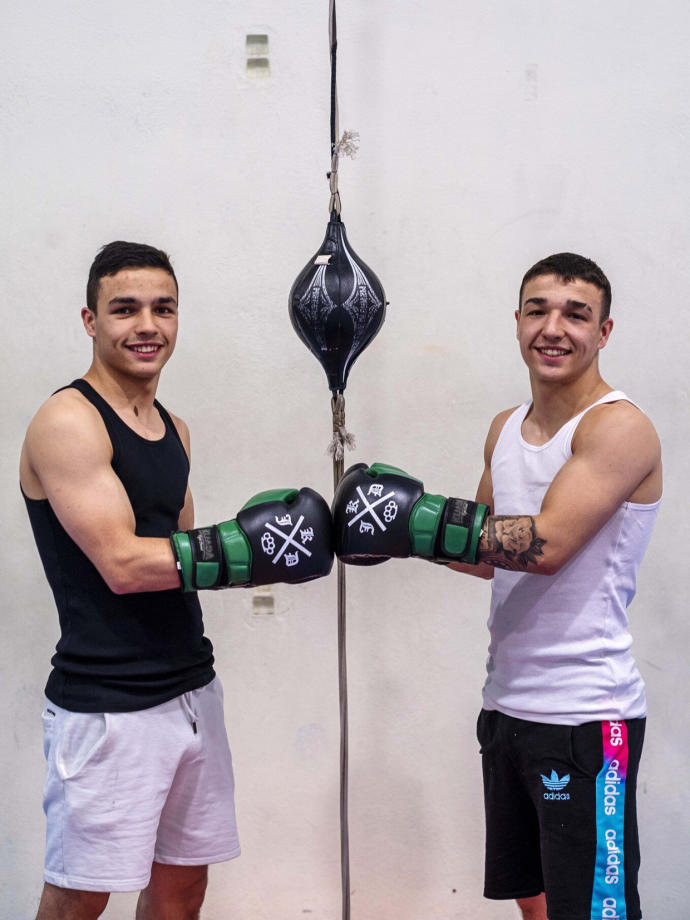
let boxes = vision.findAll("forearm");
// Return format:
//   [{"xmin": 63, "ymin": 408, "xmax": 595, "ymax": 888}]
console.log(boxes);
[
  {"xmin": 447, "ymin": 560, "xmax": 494, "ymax": 579},
  {"xmin": 477, "ymin": 514, "xmax": 556, "ymax": 574},
  {"xmin": 99, "ymin": 536, "xmax": 181, "ymax": 594}
]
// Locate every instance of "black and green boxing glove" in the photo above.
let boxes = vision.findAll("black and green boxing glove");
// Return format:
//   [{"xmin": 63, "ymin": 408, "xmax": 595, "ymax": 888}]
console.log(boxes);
[
  {"xmin": 171, "ymin": 487, "xmax": 334, "ymax": 591},
  {"xmin": 332, "ymin": 462, "xmax": 488, "ymax": 565}
]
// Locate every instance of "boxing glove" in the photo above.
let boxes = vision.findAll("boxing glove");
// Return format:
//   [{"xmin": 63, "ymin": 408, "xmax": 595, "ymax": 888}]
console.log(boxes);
[
  {"xmin": 171, "ymin": 487, "xmax": 334, "ymax": 591},
  {"xmin": 332, "ymin": 462, "xmax": 488, "ymax": 565}
]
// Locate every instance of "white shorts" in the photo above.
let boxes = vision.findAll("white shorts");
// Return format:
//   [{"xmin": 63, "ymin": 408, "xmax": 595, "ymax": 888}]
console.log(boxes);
[{"xmin": 41, "ymin": 677, "xmax": 240, "ymax": 892}]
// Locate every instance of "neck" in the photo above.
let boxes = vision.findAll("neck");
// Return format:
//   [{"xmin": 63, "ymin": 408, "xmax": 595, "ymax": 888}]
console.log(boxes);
[
  {"xmin": 83, "ymin": 362, "xmax": 160, "ymax": 412},
  {"xmin": 528, "ymin": 366, "xmax": 612, "ymax": 433}
]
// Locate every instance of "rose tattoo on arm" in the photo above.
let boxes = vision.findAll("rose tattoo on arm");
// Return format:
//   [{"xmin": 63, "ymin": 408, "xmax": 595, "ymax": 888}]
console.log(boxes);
[{"xmin": 479, "ymin": 515, "xmax": 547, "ymax": 570}]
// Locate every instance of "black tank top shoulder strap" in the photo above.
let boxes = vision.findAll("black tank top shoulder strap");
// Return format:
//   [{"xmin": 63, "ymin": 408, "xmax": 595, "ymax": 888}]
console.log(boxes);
[
  {"xmin": 57, "ymin": 380, "xmax": 185, "ymax": 462},
  {"xmin": 154, "ymin": 400, "xmax": 186, "ymax": 453},
  {"xmin": 59, "ymin": 379, "xmax": 123, "ymax": 464},
  {"xmin": 61, "ymin": 378, "xmax": 120, "ymax": 421}
]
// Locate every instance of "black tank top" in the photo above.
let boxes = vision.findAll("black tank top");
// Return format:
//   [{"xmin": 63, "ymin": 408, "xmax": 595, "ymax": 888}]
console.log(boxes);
[{"xmin": 23, "ymin": 379, "xmax": 215, "ymax": 712}]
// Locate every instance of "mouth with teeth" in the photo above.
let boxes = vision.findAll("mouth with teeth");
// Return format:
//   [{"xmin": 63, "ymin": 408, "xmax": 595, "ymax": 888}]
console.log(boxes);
[
  {"xmin": 535, "ymin": 346, "xmax": 571, "ymax": 358},
  {"xmin": 126, "ymin": 343, "xmax": 163, "ymax": 356}
]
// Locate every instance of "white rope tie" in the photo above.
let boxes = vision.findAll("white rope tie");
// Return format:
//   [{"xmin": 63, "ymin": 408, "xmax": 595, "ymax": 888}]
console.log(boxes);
[{"xmin": 328, "ymin": 393, "xmax": 356, "ymax": 461}]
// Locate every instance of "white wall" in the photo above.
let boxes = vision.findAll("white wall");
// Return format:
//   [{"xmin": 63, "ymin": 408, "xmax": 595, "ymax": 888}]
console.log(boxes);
[{"xmin": 2, "ymin": 1, "xmax": 688, "ymax": 917}]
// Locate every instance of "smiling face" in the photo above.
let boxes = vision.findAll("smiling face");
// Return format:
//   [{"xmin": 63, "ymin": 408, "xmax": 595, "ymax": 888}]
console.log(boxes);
[
  {"xmin": 516, "ymin": 274, "xmax": 613, "ymax": 386},
  {"xmin": 81, "ymin": 267, "xmax": 179, "ymax": 382}
]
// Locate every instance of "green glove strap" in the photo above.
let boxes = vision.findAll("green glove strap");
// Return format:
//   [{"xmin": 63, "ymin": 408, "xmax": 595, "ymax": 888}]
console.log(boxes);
[
  {"xmin": 466, "ymin": 504, "xmax": 488, "ymax": 563},
  {"xmin": 171, "ymin": 520, "xmax": 253, "ymax": 591},
  {"xmin": 170, "ymin": 531, "xmax": 195, "ymax": 592},
  {"xmin": 409, "ymin": 493, "xmax": 446, "ymax": 556},
  {"xmin": 409, "ymin": 496, "xmax": 489, "ymax": 564},
  {"xmin": 439, "ymin": 499, "xmax": 489, "ymax": 564},
  {"xmin": 217, "ymin": 519, "xmax": 252, "ymax": 586},
  {"xmin": 441, "ymin": 521, "xmax": 471, "ymax": 557}
]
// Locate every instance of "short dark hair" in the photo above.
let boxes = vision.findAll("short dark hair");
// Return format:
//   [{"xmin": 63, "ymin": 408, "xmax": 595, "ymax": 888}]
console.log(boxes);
[
  {"xmin": 519, "ymin": 252, "xmax": 611, "ymax": 322},
  {"xmin": 86, "ymin": 241, "xmax": 178, "ymax": 311}
]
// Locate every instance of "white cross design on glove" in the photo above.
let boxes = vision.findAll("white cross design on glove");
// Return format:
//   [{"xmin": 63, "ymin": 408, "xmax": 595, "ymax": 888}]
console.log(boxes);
[
  {"xmin": 263, "ymin": 514, "xmax": 314, "ymax": 565},
  {"xmin": 346, "ymin": 485, "xmax": 397, "ymax": 533}
]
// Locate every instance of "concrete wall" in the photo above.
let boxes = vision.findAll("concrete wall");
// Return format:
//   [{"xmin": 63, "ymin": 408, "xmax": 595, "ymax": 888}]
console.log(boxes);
[{"xmin": 2, "ymin": 1, "xmax": 688, "ymax": 917}]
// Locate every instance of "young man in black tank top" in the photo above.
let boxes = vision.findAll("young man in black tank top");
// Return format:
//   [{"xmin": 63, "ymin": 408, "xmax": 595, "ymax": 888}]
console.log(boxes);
[{"xmin": 20, "ymin": 242, "xmax": 333, "ymax": 919}]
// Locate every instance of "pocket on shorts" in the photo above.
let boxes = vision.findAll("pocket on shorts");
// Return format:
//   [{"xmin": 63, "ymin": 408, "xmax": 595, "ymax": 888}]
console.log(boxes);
[
  {"xmin": 41, "ymin": 705, "xmax": 57, "ymax": 760},
  {"xmin": 568, "ymin": 721, "xmax": 604, "ymax": 778},
  {"xmin": 55, "ymin": 711, "xmax": 110, "ymax": 781},
  {"xmin": 476, "ymin": 709, "xmax": 496, "ymax": 753}
]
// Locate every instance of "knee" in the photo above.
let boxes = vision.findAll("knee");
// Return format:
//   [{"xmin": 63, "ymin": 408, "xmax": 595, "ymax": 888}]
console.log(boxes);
[
  {"xmin": 517, "ymin": 893, "xmax": 548, "ymax": 920},
  {"xmin": 181, "ymin": 871, "xmax": 207, "ymax": 916},
  {"xmin": 36, "ymin": 883, "xmax": 110, "ymax": 919},
  {"xmin": 139, "ymin": 865, "xmax": 208, "ymax": 919}
]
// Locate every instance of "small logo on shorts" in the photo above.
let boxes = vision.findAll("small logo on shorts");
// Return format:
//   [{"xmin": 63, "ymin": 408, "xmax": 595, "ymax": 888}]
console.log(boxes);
[
  {"xmin": 541, "ymin": 769, "xmax": 571, "ymax": 800},
  {"xmin": 541, "ymin": 769, "xmax": 570, "ymax": 791}
]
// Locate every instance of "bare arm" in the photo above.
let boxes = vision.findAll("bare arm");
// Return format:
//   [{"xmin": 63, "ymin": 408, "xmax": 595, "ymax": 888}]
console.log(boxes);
[
  {"xmin": 447, "ymin": 409, "xmax": 516, "ymax": 580},
  {"xmin": 476, "ymin": 401, "xmax": 662, "ymax": 574},
  {"xmin": 170, "ymin": 412, "xmax": 195, "ymax": 532},
  {"xmin": 21, "ymin": 391, "xmax": 186, "ymax": 594}
]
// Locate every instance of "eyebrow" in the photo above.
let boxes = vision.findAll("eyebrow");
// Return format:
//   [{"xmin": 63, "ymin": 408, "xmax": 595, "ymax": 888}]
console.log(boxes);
[
  {"xmin": 107, "ymin": 296, "xmax": 177, "ymax": 306},
  {"xmin": 523, "ymin": 297, "xmax": 592, "ymax": 314}
]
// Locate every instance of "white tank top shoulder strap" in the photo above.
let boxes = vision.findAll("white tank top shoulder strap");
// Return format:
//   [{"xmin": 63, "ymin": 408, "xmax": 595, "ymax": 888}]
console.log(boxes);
[
  {"xmin": 565, "ymin": 389, "xmax": 638, "ymax": 455},
  {"xmin": 492, "ymin": 401, "xmax": 531, "ymax": 457}
]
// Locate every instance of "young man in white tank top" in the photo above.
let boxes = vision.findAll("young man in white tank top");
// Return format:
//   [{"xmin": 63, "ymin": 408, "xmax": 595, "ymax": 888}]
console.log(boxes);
[
  {"xmin": 332, "ymin": 252, "xmax": 661, "ymax": 920},
  {"xmin": 458, "ymin": 253, "xmax": 662, "ymax": 920}
]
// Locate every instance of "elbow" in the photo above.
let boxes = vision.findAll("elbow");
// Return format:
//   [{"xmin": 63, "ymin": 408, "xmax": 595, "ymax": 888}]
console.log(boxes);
[
  {"xmin": 539, "ymin": 563, "xmax": 560, "ymax": 576},
  {"xmin": 101, "ymin": 559, "xmax": 141, "ymax": 595},
  {"xmin": 538, "ymin": 554, "xmax": 569, "ymax": 576},
  {"xmin": 105, "ymin": 573, "xmax": 137, "ymax": 595}
]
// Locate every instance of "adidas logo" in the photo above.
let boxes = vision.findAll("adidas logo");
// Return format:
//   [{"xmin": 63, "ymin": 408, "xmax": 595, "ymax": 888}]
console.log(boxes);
[
  {"xmin": 541, "ymin": 770, "xmax": 570, "ymax": 791},
  {"xmin": 541, "ymin": 769, "xmax": 571, "ymax": 800}
]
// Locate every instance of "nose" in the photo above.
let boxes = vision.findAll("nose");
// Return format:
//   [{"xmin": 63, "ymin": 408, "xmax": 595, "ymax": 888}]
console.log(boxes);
[
  {"xmin": 542, "ymin": 310, "xmax": 564, "ymax": 338},
  {"xmin": 133, "ymin": 308, "xmax": 157, "ymax": 336}
]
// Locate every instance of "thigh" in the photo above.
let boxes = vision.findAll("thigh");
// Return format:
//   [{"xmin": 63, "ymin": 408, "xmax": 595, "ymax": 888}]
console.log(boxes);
[
  {"xmin": 41, "ymin": 697, "xmax": 197, "ymax": 892},
  {"xmin": 477, "ymin": 710, "xmax": 544, "ymax": 901},
  {"xmin": 517, "ymin": 717, "xmax": 645, "ymax": 920},
  {"xmin": 589, "ymin": 718, "xmax": 645, "ymax": 920},
  {"xmin": 155, "ymin": 679, "xmax": 241, "ymax": 866}
]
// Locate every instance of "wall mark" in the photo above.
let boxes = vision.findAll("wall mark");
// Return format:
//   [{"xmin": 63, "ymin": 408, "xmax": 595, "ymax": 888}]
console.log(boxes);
[
  {"xmin": 252, "ymin": 584, "xmax": 275, "ymax": 614},
  {"xmin": 246, "ymin": 33, "xmax": 270, "ymax": 78}
]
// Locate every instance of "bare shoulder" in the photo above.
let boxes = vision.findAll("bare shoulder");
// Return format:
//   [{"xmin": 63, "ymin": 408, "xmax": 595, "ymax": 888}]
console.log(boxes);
[
  {"xmin": 573, "ymin": 399, "xmax": 661, "ymax": 459},
  {"xmin": 484, "ymin": 406, "xmax": 520, "ymax": 462},
  {"xmin": 26, "ymin": 388, "xmax": 109, "ymax": 448},
  {"xmin": 21, "ymin": 389, "xmax": 112, "ymax": 497},
  {"xmin": 572, "ymin": 398, "xmax": 662, "ymax": 502}
]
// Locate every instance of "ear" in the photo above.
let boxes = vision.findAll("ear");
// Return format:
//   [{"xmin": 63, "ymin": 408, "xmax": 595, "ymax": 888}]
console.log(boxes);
[
  {"xmin": 515, "ymin": 308, "xmax": 520, "ymax": 339},
  {"xmin": 81, "ymin": 307, "xmax": 96, "ymax": 339},
  {"xmin": 598, "ymin": 317, "xmax": 614, "ymax": 350}
]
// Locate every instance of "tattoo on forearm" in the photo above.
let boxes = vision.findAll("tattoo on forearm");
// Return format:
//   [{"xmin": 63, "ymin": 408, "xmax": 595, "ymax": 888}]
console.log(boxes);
[{"xmin": 479, "ymin": 515, "xmax": 547, "ymax": 570}]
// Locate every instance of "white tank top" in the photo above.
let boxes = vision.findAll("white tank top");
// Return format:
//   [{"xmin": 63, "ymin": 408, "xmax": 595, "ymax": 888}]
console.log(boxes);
[{"xmin": 482, "ymin": 390, "xmax": 660, "ymax": 725}]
